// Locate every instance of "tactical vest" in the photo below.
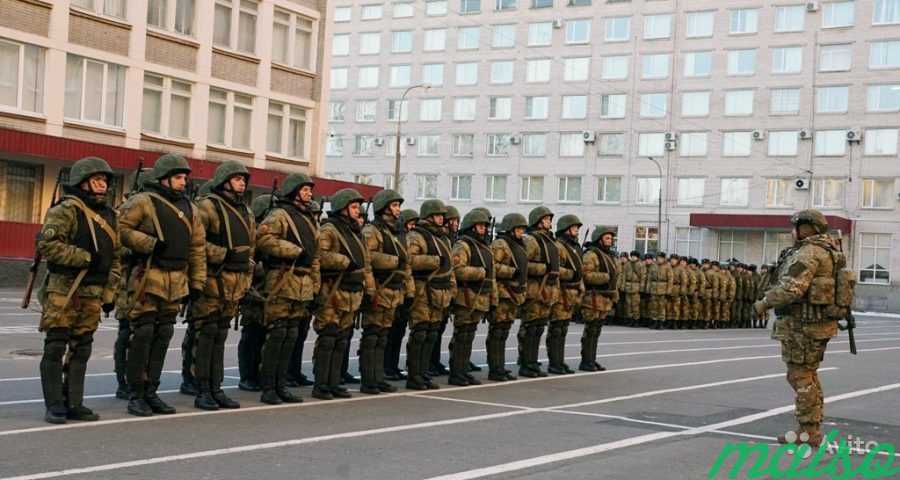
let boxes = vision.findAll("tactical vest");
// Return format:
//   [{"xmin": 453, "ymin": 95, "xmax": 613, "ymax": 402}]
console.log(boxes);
[
  {"xmin": 530, "ymin": 230, "xmax": 560, "ymax": 278},
  {"xmin": 206, "ymin": 194, "xmax": 252, "ymax": 273},
  {"xmin": 587, "ymin": 246, "xmax": 617, "ymax": 294},
  {"xmin": 47, "ymin": 198, "xmax": 117, "ymax": 286},
  {"xmin": 149, "ymin": 194, "xmax": 192, "ymax": 270},
  {"xmin": 498, "ymin": 235, "xmax": 528, "ymax": 294},
  {"xmin": 372, "ymin": 221, "xmax": 407, "ymax": 291},
  {"xmin": 558, "ymin": 237, "xmax": 583, "ymax": 288},
  {"xmin": 460, "ymin": 235, "xmax": 494, "ymax": 293},
  {"xmin": 412, "ymin": 225, "xmax": 453, "ymax": 290},
  {"xmin": 322, "ymin": 218, "xmax": 367, "ymax": 293},
  {"xmin": 271, "ymin": 203, "xmax": 318, "ymax": 268}
]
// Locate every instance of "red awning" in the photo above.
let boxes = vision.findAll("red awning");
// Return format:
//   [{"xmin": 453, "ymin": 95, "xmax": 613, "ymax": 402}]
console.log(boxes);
[
  {"xmin": 0, "ymin": 127, "xmax": 381, "ymax": 197},
  {"xmin": 690, "ymin": 213, "xmax": 853, "ymax": 233}
]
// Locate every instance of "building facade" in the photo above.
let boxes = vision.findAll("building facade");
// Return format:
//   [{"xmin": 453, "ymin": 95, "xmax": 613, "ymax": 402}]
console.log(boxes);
[{"xmin": 324, "ymin": 0, "xmax": 900, "ymax": 311}]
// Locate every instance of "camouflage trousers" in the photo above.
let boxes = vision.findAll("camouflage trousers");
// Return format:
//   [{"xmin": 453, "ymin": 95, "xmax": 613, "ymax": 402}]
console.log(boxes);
[
  {"xmin": 582, "ymin": 293, "xmax": 614, "ymax": 323},
  {"xmin": 493, "ymin": 299, "xmax": 520, "ymax": 323},
  {"xmin": 666, "ymin": 296, "xmax": 681, "ymax": 322},
  {"xmin": 39, "ymin": 293, "xmax": 102, "ymax": 337},
  {"xmin": 265, "ymin": 297, "xmax": 308, "ymax": 327},
  {"xmin": 522, "ymin": 299, "xmax": 554, "ymax": 323},
  {"xmin": 779, "ymin": 318, "xmax": 837, "ymax": 430},
  {"xmin": 363, "ymin": 287, "xmax": 405, "ymax": 330},
  {"xmin": 625, "ymin": 293, "xmax": 641, "ymax": 320},
  {"xmin": 721, "ymin": 301, "xmax": 733, "ymax": 323},
  {"xmin": 647, "ymin": 295, "xmax": 667, "ymax": 321}
]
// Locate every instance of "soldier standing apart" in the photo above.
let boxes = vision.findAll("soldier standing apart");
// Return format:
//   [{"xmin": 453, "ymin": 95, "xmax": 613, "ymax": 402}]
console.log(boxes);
[
  {"xmin": 384, "ymin": 209, "xmax": 419, "ymax": 380},
  {"xmin": 406, "ymin": 200, "xmax": 456, "ymax": 390},
  {"xmin": 188, "ymin": 162, "xmax": 254, "ymax": 410},
  {"xmin": 119, "ymin": 153, "xmax": 205, "ymax": 416},
  {"xmin": 548, "ymin": 215, "xmax": 585, "ymax": 375},
  {"xmin": 360, "ymin": 190, "xmax": 412, "ymax": 394},
  {"xmin": 580, "ymin": 229, "xmax": 618, "ymax": 372},
  {"xmin": 519, "ymin": 207, "xmax": 561, "ymax": 378},
  {"xmin": 237, "ymin": 194, "xmax": 273, "ymax": 392},
  {"xmin": 488, "ymin": 214, "xmax": 528, "ymax": 382},
  {"xmin": 755, "ymin": 210, "xmax": 851, "ymax": 447},
  {"xmin": 37, "ymin": 157, "xmax": 121, "ymax": 424},
  {"xmin": 256, "ymin": 174, "xmax": 321, "ymax": 405}
]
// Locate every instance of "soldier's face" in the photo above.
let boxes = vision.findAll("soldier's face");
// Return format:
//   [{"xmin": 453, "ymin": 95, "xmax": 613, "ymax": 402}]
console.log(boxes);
[
  {"xmin": 602, "ymin": 234, "xmax": 614, "ymax": 247},
  {"xmin": 405, "ymin": 220, "xmax": 416, "ymax": 232},
  {"xmin": 388, "ymin": 201, "xmax": 402, "ymax": 218},
  {"xmin": 680, "ymin": 260, "xmax": 687, "ymax": 267},
  {"xmin": 513, "ymin": 226, "xmax": 525, "ymax": 239},
  {"xmin": 670, "ymin": 259, "xmax": 678, "ymax": 266},
  {"xmin": 297, "ymin": 185, "xmax": 313, "ymax": 203},
  {"xmin": 567, "ymin": 225, "xmax": 580, "ymax": 237},
  {"xmin": 540, "ymin": 216, "xmax": 552, "ymax": 230},
  {"xmin": 475, "ymin": 224, "xmax": 487, "ymax": 235},
  {"xmin": 347, "ymin": 202, "xmax": 361, "ymax": 220},
  {"xmin": 228, "ymin": 176, "xmax": 247, "ymax": 193},
  {"xmin": 84, "ymin": 174, "xmax": 108, "ymax": 194},
  {"xmin": 432, "ymin": 214, "xmax": 445, "ymax": 226},
  {"xmin": 165, "ymin": 173, "xmax": 188, "ymax": 192},
  {"xmin": 448, "ymin": 218, "xmax": 459, "ymax": 231}
]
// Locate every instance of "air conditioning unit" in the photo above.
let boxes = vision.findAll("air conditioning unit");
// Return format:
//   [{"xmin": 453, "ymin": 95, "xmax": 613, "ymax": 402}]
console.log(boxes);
[
  {"xmin": 752, "ymin": 130, "xmax": 766, "ymax": 141},
  {"xmin": 664, "ymin": 132, "xmax": 678, "ymax": 142},
  {"xmin": 665, "ymin": 141, "xmax": 678, "ymax": 151},
  {"xmin": 794, "ymin": 178, "xmax": 810, "ymax": 191},
  {"xmin": 799, "ymin": 130, "xmax": 812, "ymax": 140},
  {"xmin": 405, "ymin": 137, "xmax": 417, "ymax": 146},
  {"xmin": 374, "ymin": 137, "xmax": 385, "ymax": 147},
  {"xmin": 509, "ymin": 135, "xmax": 521, "ymax": 145},
  {"xmin": 806, "ymin": 1, "xmax": 819, "ymax": 12},
  {"xmin": 552, "ymin": 19, "xmax": 563, "ymax": 29},
  {"xmin": 846, "ymin": 128, "xmax": 862, "ymax": 143},
  {"xmin": 582, "ymin": 131, "xmax": 596, "ymax": 143}
]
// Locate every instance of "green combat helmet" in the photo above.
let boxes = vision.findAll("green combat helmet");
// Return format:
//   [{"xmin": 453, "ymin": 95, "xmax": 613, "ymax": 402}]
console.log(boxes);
[
  {"xmin": 470, "ymin": 207, "xmax": 493, "ymax": 221},
  {"xmin": 210, "ymin": 161, "xmax": 250, "ymax": 190},
  {"xmin": 555, "ymin": 214, "xmax": 582, "ymax": 234},
  {"xmin": 420, "ymin": 199, "xmax": 448, "ymax": 219},
  {"xmin": 461, "ymin": 209, "xmax": 491, "ymax": 232},
  {"xmin": 528, "ymin": 206, "xmax": 554, "ymax": 228},
  {"xmin": 329, "ymin": 188, "xmax": 364, "ymax": 213},
  {"xmin": 372, "ymin": 189, "xmax": 404, "ymax": 213},
  {"xmin": 251, "ymin": 194, "xmax": 273, "ymax": 220},
  {"xmin": 279, "ymin": 173, "xmax": 315, "ymax": 198},
  {"xmin": 499, "ymin": 213, "xmax": 528, "ymax": 233},
  {"xmin": 150, "ymin": 153, "xmax": 191, "ymax": 181},
  {"xmin": 67, "ymin": 156, "xmax": 114, "ymax": 186},
  {"xmin": 790, "ymin": 209, "xmax": 829, "ymax": 234},
  {"xmin": 445, "ymin": 205, "xmax": 461, "ymax": 221},
  {"xmin": 399, "ymin": 208, "xmax": 419, "ymax": 225},
  {"xmin": 592, "ymin": 227, "xmax": 616, "ymax": 243}
]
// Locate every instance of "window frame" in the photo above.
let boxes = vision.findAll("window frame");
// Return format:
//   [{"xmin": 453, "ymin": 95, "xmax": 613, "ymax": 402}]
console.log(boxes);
[{"xmin": 141, "ymin": 73, "xmax": 192, "ymax": 140}]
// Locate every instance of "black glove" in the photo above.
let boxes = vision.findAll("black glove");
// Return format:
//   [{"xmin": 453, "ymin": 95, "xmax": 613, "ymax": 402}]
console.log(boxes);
[
  {"xmin": 102, "ymin": 303, "xmax": 115, "ymax": 314},
  {"xmin": 88, "ymin": 252, "xmax": 102, "ymax": 270},
  {"xmin": 153, "ymin": 239, "xmax": 167, "ymax": 255},
  {"xmin": 403, "ymin": 297, "xmax": 414, "ymax": 309}
]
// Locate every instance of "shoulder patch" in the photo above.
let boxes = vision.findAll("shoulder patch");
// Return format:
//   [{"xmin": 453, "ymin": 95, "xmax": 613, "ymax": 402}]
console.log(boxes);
[{"xmin": 788, "ymin": 261, "xmax": 808, "ymax": 277}]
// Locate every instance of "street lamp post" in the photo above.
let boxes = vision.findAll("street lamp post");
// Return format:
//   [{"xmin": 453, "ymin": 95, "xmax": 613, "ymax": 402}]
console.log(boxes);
[
  {"xmin": 393, "ymin": 83, "xmax": 431, "ymax": 190},
  {"xmin": 646, "ymin": 157, "xmax": 663, "ymax": 252}
]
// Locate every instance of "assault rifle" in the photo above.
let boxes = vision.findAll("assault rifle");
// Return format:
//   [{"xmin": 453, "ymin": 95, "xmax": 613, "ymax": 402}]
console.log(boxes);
[
  {"xmin": 22, "ymin": 169, "xmax": 65, "ymax": 309},
  {"xmin": 839, "ymin": 312, "xmax": 857, "ymax": 355}
]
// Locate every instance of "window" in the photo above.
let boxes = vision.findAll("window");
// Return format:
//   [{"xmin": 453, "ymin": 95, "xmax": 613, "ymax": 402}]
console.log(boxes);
[
  {"xmin": 452, "ymin": 134, "xmax": 474, "ymax": 156},
  {"xmin": 147, "ymin": 0, "xmax": 194, "ymax": 36},
  {"xmin": 684, "ymin": 51, "xmax": 712, "ymax": 77},
  {"xmin": 458, "ymin": 27, "xmax": 480, "ymax": 50},
  {"xmin": 520, "ymin": 176, "xmax": 544, "ymax": 202},
  {"xmin": 526, "ymin": 59, "xmax": 551, "ymax": 82},
  {"xmin": 460, "ymin": 0, "xmax": 481, "ymax": 14},
  {"xmin": 634, "ymin": 226, "xmax": 658, "ymax": 255},
  {"xmin": 815, "ymin": 130, "xmax": 847, "ymax": 156},
  {"xmin": 775, "ymin": 5, "xmax": 805, "ymax": 32},
  {"xmin": 533, "ymin": 0, "xmax": 553, "ymax": 8},
  {"xmin": 823, "ymin": 1, "xmax": 854, "ymax": 27},
  {"xmin": 495, "ymin": 0, "xmax": 516, "ymax": 10},
  {"xmin": 871, "ymin": 41, "xmax": 900, "ymax": 69},
  {"xmin": 332, "ymin": 34, "xmax": 350, "ymax": 56},
  {"xmin": 820, "ymin": 44, "xmax": 852, "ymax": 72},
  {"xmin": 817, "ymin": 86, "xmax": 849, "ymax": 113},
  {"xmin": 424, "ymin": 29, "xmax": 447, "ymax": 51},
  {"xmin": 768, "ymin": 131, "xmax": 799, "ymax": 156},
  {"xmin": 602, "ymin": 56, "xmax": 629, "ymax": 80},
  {"xmin": 214, "ymin": 0, "xmax": 257, "ymax": 54},
  {"xmin": 353, "ymin": 174, "xmax": 373, "ymax": 186},
  {"xmin": 677, "ymin": 178, "xmax": 705, "ymax": 206},
  {"xmin": 558, "ymin": 177, "xmax": 582, "ymax": 203},
  {"xmin": 422, "ymin": 64, "xmax": 444, "ymax": 87},
  {"xmin": 643, "ymin": 14, "xmax": 672, "ymax": 39},
  {"xmin": 385, "ymin": 99, "xmax": 407, "ymax": 122},
  {"xmin": 771, "ymin": 88, "xmax": 801, "ymax": 114},
  {"xmin": 720, "ymin": 178, "xmax": 749, "ymax": 206},
  {"xmin": 416, "ymin": 175, "xmax": 438, "ymax": 199},
  {"xmin": 525, "ymin": 96, "xmax": 549, "ymax": 119},
  {"xmin": 598, "ymin": 133, "xmax": 625, "ymax": 156},
  {"xmin": 682, "ymin": 91, "xmax": 710, "ymax": 117},
  {"xmin": 328, "ymin": 101, "xmax": 345, "ymax": 122},
  {"xmin": 559, "ymin": 133, "xmax": 585, "ymax": 156},
  {"xmin": 359, "ymin": 32, "xmax": 381, "ymax": 55},
  {"xmin": 636, "ymin": 177, "xmax": 661, "ymax": 205},
  {"xmin": 326, "ymin": 136, "xmax": 344, "ymax": 156},
  {"xmin": 354, "ymin": 135, "xmax": 375, "ymax": 155},
  {"xmin": 389, "ymin": 65, "xmax": 411, "ymax": 87},
  {"xmin": 267, "ymin": 102, "xmax": 306, "ymax": 158},
  {"xmin": 868, "ymin": 84, "xmax": 900, "ymax": 112},
  {"xmin": 728, "ymin": 49, "xmax": 757, "ymax": 75},
  {"xmin": 676, "ymin": 227, "xmax": 703, "ymax": 259},
  {"xmin": 772, "ymin": 46, "xmax": 803, "ymax": 73},
  {"xmin": 680, "ymin": 133, "xmax": 708, "ymax": 157},
  {"xmin": 723, "ymin": 131, "xmax": 752, "ymax": 156},
  {"xmin": 522, "ymin": 133, "xmax": 546, "ymax": 156},
  {"xmin": 207, "ymin": 89, "xmax": 252, "ymax": 149},
  {"xmin": 605, "ymin": 17, "xmax": 631, "ymax": 42},
  {"xmin": 392, "ymin": 31, "xmax": 413, "ymax": 53},
  {"xmin": 72, "ymin": 0, "xmax": 126, "ymax": 18},
  {"xmin": 393, "ymin": 2, "xmax": 414, "ymax": 17},
  {"xmin": 528, "ymin": 22, "xmax": 553, "ymax": 46},
  {"xmin": 565, "ymin": 19, "xmax": 591, "ymax": 44},
  {"xmin": 64, "ymin": 55, "xmax": 125, "ymax": 127},
  {"xmin": 596, "ymin": 176, "xmax": 622, "ymax": 203},
  {"xmin": 385, "ymin": 136, "xmax": 407, "ymax": 158},
  {"xmin": 0, "ymin": 161, "xmax": 40, "ymax": 223},
  {"xmin": 454, "ymin": 63, "xmax": 480, "ymax": 86},
  {"xmin": 0, "ymin": 40, "xmax": 44, "ymax": 114},
  {"xmin": 730, "ymin": 8, "xmax": 759, "ymax": 34},
  {"xmin": 762, "ymin": 231, "xmax": 794, "ymax": 264},
  {"xmin": 490, "ymin": 61, "xmax": 514, "ymax": 84},
  {"xmin": 485, "ymin": 175, "xmax": 507, "ymax": 201},
  {"xmin": 812, "ymin": 178, "xmax": 843, "ymax": 208},
  {"xmin": 725, "ymin": 90, "xmax": 755, "ymax": 116},
  {"xmin": 564, "ymin": 57, "xmax": 590, "ymax": 82},
  {"xmin": 330, "ymin": 67, "xmax": 348, "ymax": 89},
  {"xmin": 640, "ymin": 93, "xmax": 667, "ymax": 118},
  {"xmin": 492, "ymin": 24, "xmax": 516, "ymax": 48},
  {"xmin": 427, "ymin": 0, "xmax": 448, "ymax": 15},
  {"xmin": 638, "ymin": 133, "xmax": 665, "ymax": 157},
  {"xmin": 562, "ymin": 95, "xmax": 587, "ymax": 119},
  {"xmin": 357, "ymin": 100, "xmax": 377, "ymax": 122},
  {"xmin": 489, "ymin": 96, "xmax": 512, "ymax": 120},
  {"xmin": 334, "ymin": 6, "xmax": 351, "ymax": 22},
  {"xmin": 873, "ymin": 0, "xmax": 900, "ymax": 24},
  {"xmin": 383, "ymin": 174, "xmax": 407, "ymax": 191},
  {"xmin": 859, "ymin": 233, "xmax": 892, "ymax": 284},
  {"xmin": 866, "ymin": 128, "xmax": 899, "ymax": 155},
  {"xmin": 487, "ymin": 134, "xmax": 511, "ymax": 156},
  {"xmin": 141, "ymin": 74, "xmax": 191, "ymax": 139},
  {"xmin": 862, "ymin": 178, "xmax": 894, "ymax": 208},
  {"xmin": 453, "ymin": 97, "xmax": 477, "ymax": 121},
  {"xmin": 765, "ymin": 178, "xmax": 791, "ymax": 207},
  {"xmin": 361, "ymin": 4, "xmax": 383, "ymax": 19},
  {"xmin": 358, "ymin": 66, "xmax": 380, "ymax": 89},
  {"xmin": 450, "ymin": 175, "xmax": 473, "ymax": 201},
  {"xmin": 642, "ymin": 54, "xmax": 670, "ymax": 79},
  {"xmin": 600, "ymin": 94, "xmax": 627, "ymax": 119},
  {"xmin": 419, "ymin": 98, "xmax": 442, "ymax": 121},
  {"xmin": 718, "ymin": 231, "xmax": 747, "ymax": 262},
  {"xmin": 418, "ymin": 135, "xmax": 440, "ymax": 156},
  {"xmin": 686, "ymin": 11, "xmax": 714, "ymax": 38}
]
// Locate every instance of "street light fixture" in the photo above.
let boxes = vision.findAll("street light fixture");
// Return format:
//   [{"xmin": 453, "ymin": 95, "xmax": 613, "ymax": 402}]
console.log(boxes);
[
  {"xmin": 646, "ymin": 156, "xmax": 663, "ymax": 252},
  {"xmin": 393, "ymin": 83, "xmax": 431, "ymax": 190}
]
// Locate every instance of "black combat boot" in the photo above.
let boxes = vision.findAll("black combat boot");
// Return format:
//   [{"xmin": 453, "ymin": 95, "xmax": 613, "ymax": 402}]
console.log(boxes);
[
  {"xmin": 448, "ymin": 325, "xmax": 470, "ymax": 386},
  {"xmin": 114, "ymin": 319, "xmax": 131, "ymax": 400},
  {"xmin": 195, "ymin": 381, "xmax": 220, "ymax": 411},
  {"xmin": 180, "ymin": 321, "xmax": 198, "ymax": 396},
  {"xmin": 421, "ymin": 325, "xmax": 442, "ymax": 389},
  {"xmin": 211, "ymin": 386, "xmax": 240, "ymax": 409},
  {"xmin": 127, "ymin": 383, "xmax": 153, "ymax": 417},
  {"xmin": 65, "ymin": 334, "xmax": 99, "ymax": 421},
  {"xmin": 486, "ymin": 324, "xmax": 507, "ymax": 381},
  {"xmin": 462, "ymin": 325, "xmax": 482, "ymax": 385},
  {"xmin": 41, "ymin": 328, "xmax": 68, "ymax": 424},
  {"xmin": 359, "ymin": 327, "xmax": 381, "ymax": 394},
  {"xmin": 373, "ymin": 328, "xmax": 397, "ymax": 393},
  {"xmin": 405, "ymin": 325, "xmax": 429, "ymax": 390},
  {"xmin": 579, "ymin": 323, "xmax": 599, "ymax": 372},
  {"xmin": 312, "ymin": 328, "xmax": 336, "ymax": 400},
  {"xmin": 260, "ymin": 324, "xmax": 286, "ymax": 404},
  {"xmin": 276, "ymin": 324, "xmax": 302, "ymax": 403},
  {"xmin": 145, "ymin": 383, "xmax": 176, "ymax": 415},
  {"xmin": 328, "ymin": 329, "xmax": 352, "ymax": 398}
]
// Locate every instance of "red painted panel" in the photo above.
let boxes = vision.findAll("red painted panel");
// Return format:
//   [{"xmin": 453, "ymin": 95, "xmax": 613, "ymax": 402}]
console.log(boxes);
[
  {"xmin": 689, "ymin": 213, "xmax": 852, "ymax": 233},
  {"xmin": 0, "ymin": 221, "xmax": 41, "ymax": 260}
]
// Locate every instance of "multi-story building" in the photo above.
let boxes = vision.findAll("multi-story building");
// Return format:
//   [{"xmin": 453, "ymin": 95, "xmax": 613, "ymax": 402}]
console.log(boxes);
[
  {"xmin": 0, "ymin": 0, "xmax": 379, "ymax": 269},
  {"xmin": 325, "ymin": 0, "xmax": 900, "ymax": 311}
]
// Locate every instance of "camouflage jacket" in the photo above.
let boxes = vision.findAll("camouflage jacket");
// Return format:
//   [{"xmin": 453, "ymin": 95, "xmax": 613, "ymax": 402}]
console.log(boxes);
[
  {"xmin": 763, "ymin": 234, "xmax": 841, "ymax": 312},
  {"xmin": 452, "ymin": 234, "xmax": 498, "ymax": 311},
  {"xmin": 703, "ymin": 268, "xmax": 720, "ymax": 300},
  {"xmin": 407, "ymin": 220, "xmax": 457, "ymax": 307},
  {"xmin": 317, "ymin": 216, "xmax": 375, "ymax": 311},
  {"xmin": 491, "ymin": 235, "xmax": 527, "ymax": 305},
  {"xmin": 196, "ymin": 193, "xmax": 256, "ymax": 303},
  {"xmin": 363, "ymin": 218, "xmax": 414, "ymax": 298},
  {"xmin": 256, "ymin": 203, "xmax": 321, "ymax": 303},
  {"xmin": 523, "ymin": 230, "xmax": 561, "ymax": 305},
  {"xmin": 555, "ymin": 236, "xmax": 585, "ymax": 310},
  {"xmin": 623, "ymin": 259, "xmax": 645, "ymax": 293},
  {"xmin": 724, "ymin": 271, "xmax": 737, "ymax": 302}
]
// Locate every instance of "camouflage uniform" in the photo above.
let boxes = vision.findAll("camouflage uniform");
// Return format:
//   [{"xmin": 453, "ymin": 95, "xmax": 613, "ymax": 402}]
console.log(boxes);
[
  {"xmin": 520, "ymin": 207, "xmax": 561, "ymax": 378},
  {"xmin": 666, "ymin": 255, "xmax": 685, "ymax": 329},
  {"xmin": 622, "ymin": 253, "xmax": 644, "ymax": 326},
  {"xmin": 704, "ymin": 262, "xmax": 722, "ymax": 328},
  {"xmin": 37, "ymin": 157, "xmax": 121, "ymax": 423},
  {"xmin": 688, "ymin": 259, "xmax": 705, "ymax": 329},
  {"xmin": 488, "ymin": 214, "xmax": 529, "ymax": 382},
  {"xmin": 742, "ymin": 267, "xmax": 755, "ymax": 328},
  {"xmin": 580, "ymin": 229, "xmax": 618, "ymax": 371},
  {"xmin": 679, "ymin": 259, "xmax": 695, "ymax": 329},
  {"xmin": 647, "ymin": 254, "xmax": 673, "ymax": 329},
  {"xmin": 384, "ymin": 208, "xmax": 419, "ymax": 380},
  {"xmin": 548, "ymin": 215, "xmax": 584, "ymax": 375},
  {"xmin": 614, "ymin": 254, "xmax": 628, "ymax": 324},
  {"xmin": 431, "ymin": 205, "xmax": 461, "ymax": 376}
]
